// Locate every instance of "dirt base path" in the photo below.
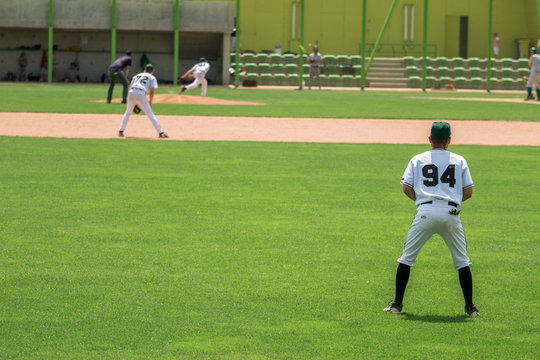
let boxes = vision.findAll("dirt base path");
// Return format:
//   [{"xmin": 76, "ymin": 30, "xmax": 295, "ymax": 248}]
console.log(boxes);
[{"xmin": 1, "ymin": 112, "xmax": 539, "ymax": 146}]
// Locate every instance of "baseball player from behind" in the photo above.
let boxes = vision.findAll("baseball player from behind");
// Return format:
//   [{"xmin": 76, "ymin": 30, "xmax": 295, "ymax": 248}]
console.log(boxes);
[
  {"xmin": 384, "ymin": 121, "xmax": 479, "ymax": 317},
  {"xmin": 118, "ymin": 64, "xmax": 168, "ymax": 139},
  {"xmin": 179, "ymin": 57, "xmax": 210, "ymax": 97}
]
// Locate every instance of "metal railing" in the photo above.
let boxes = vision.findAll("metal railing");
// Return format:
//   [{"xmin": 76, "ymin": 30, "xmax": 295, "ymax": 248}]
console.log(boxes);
[{"xmin": 358, "ymin": 43, "xmax": 438, "ymax": 58}]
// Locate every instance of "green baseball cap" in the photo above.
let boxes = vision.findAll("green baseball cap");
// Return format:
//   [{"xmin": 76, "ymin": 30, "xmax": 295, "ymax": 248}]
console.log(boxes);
[
  {"xmin": 431, "ymin": 121, "xmax": 451, "ymax": 140},
  {"xmin": 145, "ymin": 63, "xmax": 154, "ymax": 72}
]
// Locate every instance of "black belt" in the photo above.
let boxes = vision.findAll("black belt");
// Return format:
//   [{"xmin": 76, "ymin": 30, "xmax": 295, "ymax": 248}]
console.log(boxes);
[{"xmin": 420, "ymin": 201, "xmax": 458, "ymax": 208}]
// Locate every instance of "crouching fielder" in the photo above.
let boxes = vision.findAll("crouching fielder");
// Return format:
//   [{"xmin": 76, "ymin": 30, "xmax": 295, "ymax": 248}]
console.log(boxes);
[{"xmin": 119, "ymin": 64, "xmax": 168, "ymax": 138}]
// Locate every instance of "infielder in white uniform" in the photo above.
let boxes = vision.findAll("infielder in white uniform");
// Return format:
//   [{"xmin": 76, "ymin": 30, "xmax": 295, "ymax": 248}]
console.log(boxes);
[
  {"xmin": 384, "ymin": 121, "xmax": 479, "ymax": 317},
  {"xmin": 525, "ymin": 47, "xmax": 540, "ymax": 101},
  {"xmin": 179, "ymin": 57, "xmax": 210, "ymax": 97},
  {"xmin": 118, "ymin": 64, "xmax": 168, "ymax": 138}
]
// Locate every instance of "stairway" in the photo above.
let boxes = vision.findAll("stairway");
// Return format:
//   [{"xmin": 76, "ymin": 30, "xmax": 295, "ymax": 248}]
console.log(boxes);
[{"xmin": 366, "ymin": 58, "xmax": 408, "ymax": 88}]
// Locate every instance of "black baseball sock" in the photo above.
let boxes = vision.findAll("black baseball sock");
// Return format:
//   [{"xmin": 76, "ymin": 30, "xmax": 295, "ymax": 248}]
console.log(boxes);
[
  {"xmin": 394, "ymin": 263, "xmax": 411, "ymax": 305},
  {"xmin": 458, "ymin": 266, "xmax": 473, "ymax": 307}
]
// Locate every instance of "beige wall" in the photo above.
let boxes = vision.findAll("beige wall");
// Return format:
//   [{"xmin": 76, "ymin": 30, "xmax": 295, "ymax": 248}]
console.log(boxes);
[{"xmin": 0, "ymin": 1, "xmax": 234, "ymax": 83}]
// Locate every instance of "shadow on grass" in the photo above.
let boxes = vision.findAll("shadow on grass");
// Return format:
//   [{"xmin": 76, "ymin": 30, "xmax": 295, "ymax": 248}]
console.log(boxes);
[{"xmin": 402, "ymin": 313, "xmax": 468, "ymax": 323}]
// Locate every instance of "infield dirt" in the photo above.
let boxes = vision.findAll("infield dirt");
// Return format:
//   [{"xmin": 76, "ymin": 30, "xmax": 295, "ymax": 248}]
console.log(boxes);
[{"xmin": 1, "ymin": 112, "xmax": 539, "ymax": 145}]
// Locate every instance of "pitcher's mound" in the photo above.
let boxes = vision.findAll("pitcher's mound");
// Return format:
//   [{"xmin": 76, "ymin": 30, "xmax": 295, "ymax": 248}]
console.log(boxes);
[{"xmin": 94, "ymin": 94, "xmax": 265, "ymax": 106}]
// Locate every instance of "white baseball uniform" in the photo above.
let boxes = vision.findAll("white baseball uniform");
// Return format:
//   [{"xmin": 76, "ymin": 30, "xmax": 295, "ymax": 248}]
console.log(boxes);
[
  {"xmin": 308, "ymin": 51, "xmax": 323, "ymax": 89},
  {"xmin": 527, "ymin": 54, "xmax": 540, "ymax": 88},
  {"xmin": 492, "ymin": 35, "xmax": 500, "ymax": 57},
  {"xmin": 119, "ymin": 72, "xmax": 165, "ymax": 134},
  {"xmin": 398, "ymin": 149, "xmax": 474, "ymax": 270},
  {"xmin": 185, "ymin": 61, "xmax": 210, "ymax": 96}
]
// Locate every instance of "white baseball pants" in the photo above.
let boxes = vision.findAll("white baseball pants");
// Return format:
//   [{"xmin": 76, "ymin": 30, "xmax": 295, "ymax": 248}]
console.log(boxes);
[
  {"xmin": 185, "ymin": 75, "xmax": 207, "ymax": 96},
  {"xmin": 308, "ymin": 67, "xmax": 322, "ymax": 89},
  {"xmin": 398, "ymin": 200, "xmax": 471, "ymax": 270},
  {"xmin": 119, "ymin": 90, "xmax": 164, "ymax": 134},
  {"xmin": 527, "ymin": 69, "xmax": 540, "ymax": 88}
]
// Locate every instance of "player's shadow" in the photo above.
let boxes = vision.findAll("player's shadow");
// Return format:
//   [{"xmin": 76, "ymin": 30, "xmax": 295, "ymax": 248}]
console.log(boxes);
[{"xmin": 402, "ymin": 313, "xmax": 468, "ymax": 323}]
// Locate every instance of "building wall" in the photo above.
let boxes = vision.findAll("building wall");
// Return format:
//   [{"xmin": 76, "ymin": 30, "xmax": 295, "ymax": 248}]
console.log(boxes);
[
  {"xmin": 0, "ymin": 0, "xmax": 233, "ymax": 32},
  {"xmin": 225, "ymin": 0, "xmax": 539, "ymax": 58},
  {"xmin": 0, "ymin": 0, "xmax": 234, "ymax": 83},
  {"xmin": 1, "ymin": 0, "xmax": 539, "ymax": 83}
]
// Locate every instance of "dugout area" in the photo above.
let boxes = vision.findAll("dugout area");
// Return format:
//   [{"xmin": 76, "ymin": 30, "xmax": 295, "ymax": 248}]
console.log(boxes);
[{"xmin": 0, "ymin": 0, "xmax": 234, "ymax": 85}]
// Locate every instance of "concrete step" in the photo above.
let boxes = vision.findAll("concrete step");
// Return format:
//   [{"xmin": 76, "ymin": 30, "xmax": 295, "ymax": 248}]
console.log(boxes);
[
  {"xmin": 363, "ymin": 57, "xmax": 408, "ymax": 87},
  {"xmin": 369, "ymin": 69, "xmax": 406, "ymax": 77},
  {"xmin": 371, "ymin": 58, "xmax": 404, "ymax": 67},
  {"xmin": 367, "ymin": 76, "xmax": 409, "ymax": 88},
  {"xmin": 369, "ymin": 81, "xmax": 409, "ymax": 88},
  {"xmin": 371, "ymin": 65, "xmax": 404, "ymax": 70},
  {"xmin": 367, "ymin": 77, "xmax": 409, "ymax": 82},
  {"xmin": 370, "ymin": 64, "xmax": 404, "ymax": 70}
]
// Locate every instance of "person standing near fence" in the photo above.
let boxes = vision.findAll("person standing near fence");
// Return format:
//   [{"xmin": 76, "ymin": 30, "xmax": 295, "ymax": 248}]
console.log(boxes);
[
  {"xmin": 525, "ymin": 47, "xmax": 540, "ymax": 101},
  {"xmin": 492, "ymin": 33, "xmax": 500, "ymax": 58},
  {"xmin": 307, "ymin": 45, "xmax": 323, "ymax": 90}
]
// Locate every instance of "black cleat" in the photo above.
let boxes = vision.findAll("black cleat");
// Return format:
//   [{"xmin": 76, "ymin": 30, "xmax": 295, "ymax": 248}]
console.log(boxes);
[
  {"xmin": 383, "ymin": 301, "xmax": 403, "ymax": 314},
  {"xmin": 159, "ymin": 132, "xmax": 169, "ymax": 138},
  {"xmin": 118, "ymin": 130, "xmax": 124, "ymax": 137},
  {"xmin": 465, "ymin": 304, "xmax": 480, "ymax": 317},
  {"xmin": 179, "ymin": 86, "xmax": 186, "ymax": 94}
]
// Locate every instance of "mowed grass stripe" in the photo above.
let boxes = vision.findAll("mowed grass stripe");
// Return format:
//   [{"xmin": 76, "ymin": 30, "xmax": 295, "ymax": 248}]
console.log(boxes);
[
  {"xmin": 1, "ymin": 83, "xmax": 538, "ymax": 121},
  {"xmin": 0, "ymin": 137, "xmax": 538, "ymax": 359}
]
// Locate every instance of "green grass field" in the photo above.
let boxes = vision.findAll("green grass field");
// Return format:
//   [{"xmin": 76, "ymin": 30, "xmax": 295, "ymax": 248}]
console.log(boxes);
[
  {"xmin": 1, "ymin": 83, "xmax": 539, "ymax": 121},
  {"xmin": 0, "ymin": 84, "xmax": 539, "ymax": 359}
]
